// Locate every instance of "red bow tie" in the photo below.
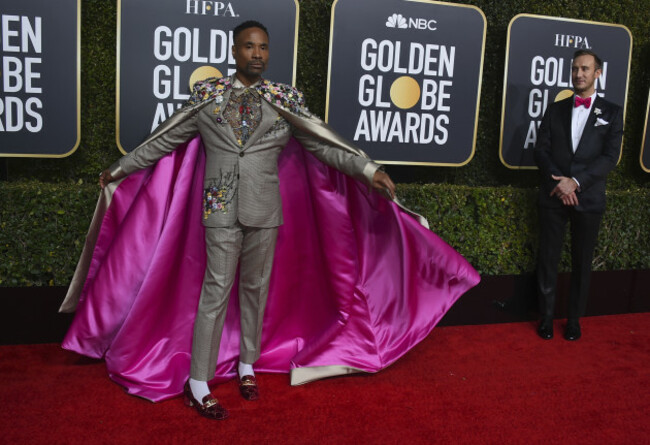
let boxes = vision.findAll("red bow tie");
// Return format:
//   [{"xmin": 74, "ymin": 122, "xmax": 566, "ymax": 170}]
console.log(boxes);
[{"xmin": 574, "ymin": 96, "xmax": 591, "ymax": 108}]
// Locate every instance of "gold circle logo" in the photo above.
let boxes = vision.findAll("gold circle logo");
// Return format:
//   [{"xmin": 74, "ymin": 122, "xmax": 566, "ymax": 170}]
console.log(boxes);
[
  {"xmin": 189, "ymin": 66, "xmax": 223, "ymax": 90},
  {"xmin": 390, "ymin": 76, "xmax": 420, "ymax": 110},
  {"xmin": 555, "ymin": 89, "xmax": 574, "ymax": 102}
]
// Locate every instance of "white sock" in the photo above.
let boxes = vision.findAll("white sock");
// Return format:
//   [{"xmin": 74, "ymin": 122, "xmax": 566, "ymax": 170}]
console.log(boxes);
[
  {"xmin": 238, "ymin": 361, "xmax": 254, "ymax": 378},
  {"xmin": 189, "ymin": 378, "xmax": 210, "ymax": 402}
]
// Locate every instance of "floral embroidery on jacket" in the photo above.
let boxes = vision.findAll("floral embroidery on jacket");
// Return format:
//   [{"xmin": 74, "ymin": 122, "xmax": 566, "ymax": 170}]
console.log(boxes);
[
  {"xmin": 186, "ymin": 77, "xmax": 232, "ymax": 106},
  {"xmin": 185, "ymin": 77, "xmax": 305, "ymax": 114},
  {"xmin": 203, "ymin": 172, "xmax": 236, "ymax": 219},
  {"xmin": 223, "ymin": 89, "xmax": 262, "ymax": 147},
  {"xmin": 256, "ymin": 79, "xmax": 305, "ymax": 114}
]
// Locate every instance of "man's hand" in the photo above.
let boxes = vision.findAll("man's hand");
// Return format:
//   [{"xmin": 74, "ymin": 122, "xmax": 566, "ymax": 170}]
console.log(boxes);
[
  {"xmin": 99, "ymin": 169, "xmax": 114, "ymax": 189},
  {"xmin": 550, "ymin": 175, "xmax": 579, "ymax": 206},
  {"xmin": 372, "ymin": 169, "xmax": 396, "ymax": 200},
  {"xmin": 560, "ymin": 191, "xmax": 579, "ymax": 206},
  {"xmin": 550, "ymin": 175, "xmax": 577, "ymax": 196}
]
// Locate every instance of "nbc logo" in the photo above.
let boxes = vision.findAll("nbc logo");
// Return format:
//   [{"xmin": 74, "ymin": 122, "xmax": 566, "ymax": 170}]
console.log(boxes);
[
  {"xmin": 386, "ymin": 13, "xmax": 408, "ymax": 29},
  {"xmin": 385, "ymin": 13, "xmax": 437, "ymax": 31}
]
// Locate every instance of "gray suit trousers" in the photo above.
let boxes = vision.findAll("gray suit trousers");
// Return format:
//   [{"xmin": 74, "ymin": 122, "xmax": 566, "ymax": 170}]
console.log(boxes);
[{"xmin": 190, "ymin": 223, "xmax": 278, "ymax": 381}]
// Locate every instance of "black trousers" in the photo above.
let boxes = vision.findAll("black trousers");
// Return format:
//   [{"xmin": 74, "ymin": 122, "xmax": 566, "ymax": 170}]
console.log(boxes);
[{"xmin": 536, "ymin": 205, "xmax": 603, "ymax": 320}]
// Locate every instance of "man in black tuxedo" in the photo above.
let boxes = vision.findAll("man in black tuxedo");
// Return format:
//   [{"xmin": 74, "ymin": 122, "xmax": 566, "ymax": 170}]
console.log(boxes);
[{"xmin": 534, "ymin": 49, "xmax": 623, "ymax": 341}]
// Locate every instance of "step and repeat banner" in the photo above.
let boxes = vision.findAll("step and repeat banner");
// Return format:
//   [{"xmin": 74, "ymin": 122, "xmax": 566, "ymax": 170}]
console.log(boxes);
[
  {"xmin": 117, "ymin": 0, "xmax": 298, "ymax": 153},
  {"xmin": 4, "ymin": 1, "xmax": 648, "ymax": 173},
  {"xmin": 0, "ymin": 0, "xmax": 80, "ymax": 157},
  {"xmin": 500, "ymin": 14, "xmax": 632, "ymax": 169},
  {"xmin": 326, "ymin": 0, "xmax": 486, "ymax": 166},
  {"xmin": 642, "ymin": 89, "xmax": 650, "ymax": 173}
]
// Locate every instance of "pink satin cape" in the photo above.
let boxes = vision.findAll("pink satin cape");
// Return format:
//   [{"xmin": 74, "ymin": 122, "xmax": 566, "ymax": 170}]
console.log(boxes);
[{"xmin": 62, "ymin": 136, "xmax": 480, "ymax": 402}]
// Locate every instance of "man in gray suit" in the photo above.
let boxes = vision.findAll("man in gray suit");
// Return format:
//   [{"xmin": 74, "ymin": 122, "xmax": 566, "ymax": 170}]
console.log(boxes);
[{"xmin": 99, "ymin": 20, "xmax": 395, "ymax": 420}]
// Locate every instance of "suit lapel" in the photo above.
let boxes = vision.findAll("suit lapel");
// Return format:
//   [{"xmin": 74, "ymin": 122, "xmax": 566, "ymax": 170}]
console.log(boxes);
[
  {"xmin": 560, "ymin": 97, "xmax": 574, "ymax": 156},
  {"xmin": 575, "ymin": 96, "xmax": 602, "ymax": 154}
]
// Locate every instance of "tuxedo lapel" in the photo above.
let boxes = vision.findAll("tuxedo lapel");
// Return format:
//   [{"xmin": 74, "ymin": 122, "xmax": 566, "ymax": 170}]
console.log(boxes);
[
  {"xmin": 559, "ymin": 97, "xmax": 574, "ymax": 156},
  {"xmin": 575, "ymin": 96, "xmax": 602, "ymax": 154}
]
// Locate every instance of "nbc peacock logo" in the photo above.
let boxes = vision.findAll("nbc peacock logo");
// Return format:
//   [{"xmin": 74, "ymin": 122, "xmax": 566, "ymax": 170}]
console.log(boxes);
[
  {"xmin": 386, "ymin": 14, "xmax": 407, "ymax": 29},
  {"xmin": 385, "ymin": 13, "xmax": 437, "ymax": 31}
]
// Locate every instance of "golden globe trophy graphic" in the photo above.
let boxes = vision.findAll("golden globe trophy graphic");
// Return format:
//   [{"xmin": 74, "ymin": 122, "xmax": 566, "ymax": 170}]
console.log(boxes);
[
  {"xmin": 390, "ymin": 76, "xmax": 421, "ymax": 109},
  {"xmin": 188, "ymin": 66, "xmax": 224, "ymax": 91}
]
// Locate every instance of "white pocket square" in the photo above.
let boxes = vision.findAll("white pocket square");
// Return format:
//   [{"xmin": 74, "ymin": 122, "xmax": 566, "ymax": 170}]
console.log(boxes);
[{"xmin": 594, "ymin": 118, "xmax": 609, "ymax": 127}]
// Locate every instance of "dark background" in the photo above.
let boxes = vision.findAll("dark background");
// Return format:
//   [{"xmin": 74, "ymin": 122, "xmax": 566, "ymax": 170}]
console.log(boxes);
[
  {"xmin": 3, "ymin": 0, "xmax": 649, "ymax": 188},
  {"xmin": 1, "ymin": 0, "xmax": 649, "ymax": 288}
]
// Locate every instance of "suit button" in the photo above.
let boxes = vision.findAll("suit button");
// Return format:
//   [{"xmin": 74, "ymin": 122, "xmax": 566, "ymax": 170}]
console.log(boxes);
[{"xmin": 239, "ymin": 152, "xmax": 244, "ymax": 157}]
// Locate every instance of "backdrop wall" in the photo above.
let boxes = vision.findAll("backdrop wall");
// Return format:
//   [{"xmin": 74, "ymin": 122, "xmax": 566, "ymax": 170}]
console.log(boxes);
[{"xmin": 1, "ymin": 0, "xmax": 649, "ymax": 286}]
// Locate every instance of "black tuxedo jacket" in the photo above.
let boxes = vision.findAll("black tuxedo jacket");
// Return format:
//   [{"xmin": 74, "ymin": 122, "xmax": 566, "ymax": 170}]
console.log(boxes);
[{"xmin": 534, "ymin": 95, "xmax": 623, "ymax": 213}]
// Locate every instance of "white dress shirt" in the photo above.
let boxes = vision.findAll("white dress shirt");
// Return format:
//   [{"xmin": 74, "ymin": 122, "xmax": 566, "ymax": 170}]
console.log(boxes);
[{"xmin": 571, "ymin": 91, "xmax": 597, "ymax": 153}]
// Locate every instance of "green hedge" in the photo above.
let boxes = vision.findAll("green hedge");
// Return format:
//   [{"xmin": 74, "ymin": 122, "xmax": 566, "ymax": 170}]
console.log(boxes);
[
  {"xmin": 1, "ymin": 181, "xmax": 648, "ymax": 286},
  {"xmin": 397, "ymin": 184, "xmax": 650, "ymax": 275},
  {"xmin": 0, "ymin": 181, "xmax": 97, "ymax": 286}
]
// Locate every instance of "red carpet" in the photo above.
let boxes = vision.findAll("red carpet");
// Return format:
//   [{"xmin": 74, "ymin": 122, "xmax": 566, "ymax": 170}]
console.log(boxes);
[{"xmin": 1, "ymin": 313, "xmax": 649, "ymax": 444}]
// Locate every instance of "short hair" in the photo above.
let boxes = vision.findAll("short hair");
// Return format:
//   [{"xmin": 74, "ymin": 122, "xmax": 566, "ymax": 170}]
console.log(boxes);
[
  {"xmin": 233, "ymin": 20, "xmax": 269, "ymax": 42},
  {"xmin": 573, "ymin": 49, "xmax": 603, "ymax": 71}
]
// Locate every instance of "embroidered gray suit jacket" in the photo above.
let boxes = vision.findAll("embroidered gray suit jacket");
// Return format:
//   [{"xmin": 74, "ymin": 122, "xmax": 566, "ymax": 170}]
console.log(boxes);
[{"xmin": 111, "ymin": 78, "xmax": 378, "ymax": 228}]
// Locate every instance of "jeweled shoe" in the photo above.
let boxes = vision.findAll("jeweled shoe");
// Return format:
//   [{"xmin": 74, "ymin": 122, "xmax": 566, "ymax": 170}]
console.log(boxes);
[
  {"xmin": 183, "ymin": 380, "xmax": 228, "ymax": 420},
  {"xmin": 238, "ymin": 375, "xmax": 259, "ymax": 401}
]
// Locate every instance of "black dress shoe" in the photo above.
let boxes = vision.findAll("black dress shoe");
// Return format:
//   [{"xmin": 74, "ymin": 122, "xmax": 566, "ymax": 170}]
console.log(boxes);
[
  {"xmin": 537, "ymin": 319, "xmax": 553, "ymax": 340},
  {"xmin": 564, "ymin": 321, "xmax": 581, "ymax": 341}
]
